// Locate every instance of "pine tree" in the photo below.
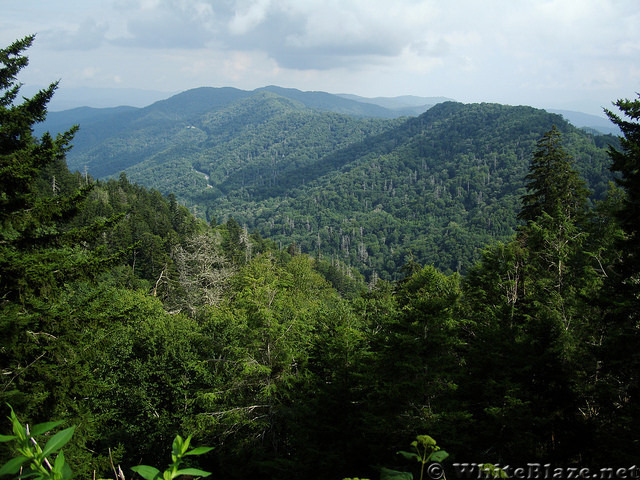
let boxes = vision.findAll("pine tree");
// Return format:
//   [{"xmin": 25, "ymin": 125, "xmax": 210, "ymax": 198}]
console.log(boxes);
[
  {"xmin": 518, "ymin": 127, "xmax": 591, "ymax": 326},
  {"xmin": 0, "ymin": 35, "xmax": 86, "ymax": 301},
  {"xmin": 0, "ymin": 35, "xmax": 119, "ymax": 424},
  {"xmin": 460, "ymin": 127, "xmax": 598, "ymax": 464},
  {"xmin": 596, "ymin": 95, "xmax": 640, "ymax": 462},
  {"xmin": 518, "ymin": 125, "xmax": 590, "ymax": 224},
  {"xmin": 605, "ymin": 96, "xmax": 640, "ymax": 293}
]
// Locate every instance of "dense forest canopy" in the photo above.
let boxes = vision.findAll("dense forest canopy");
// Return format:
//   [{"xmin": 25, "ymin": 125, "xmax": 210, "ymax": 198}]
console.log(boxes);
[
  {"xmin": 2, "ymin": 36, "xmax": 640, "ymax": 480},
  {"xmin": 43, "ymin": 83, "xmax": 619, "ymax": 281}
]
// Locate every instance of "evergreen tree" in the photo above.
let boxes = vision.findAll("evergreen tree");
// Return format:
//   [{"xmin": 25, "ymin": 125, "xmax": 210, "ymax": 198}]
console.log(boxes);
[
  {"xmin": 0, "ymin": 37, "xmax": 124, "ymax": 301},
  {"xmin": 1, "ymin": 36, "xmax": 82, "ymax": 299},
  {"xmin": 460, "ymin": 127, "xmax": 598, "ymax": 464},
  {"xmin": 0, "ymin": 35, "xmax": 118, "ymax": 436},
  {"xmin": 597, "ymin": 95, "xmax": 640, "ymax": 462},
  {"xmin": 605, "ymin": 96, "xmax": 640, "ymax": 293},
  {"xmin": 518, "ymin": 127, "xmax": 591, "ymax": 333},
  {"xmin": 518, "ymin": 125, "xmax": 590, "ymax": 224},
  {"xmin": 0, "ymin": 37, "xmax": 218, "ymax": 477}
]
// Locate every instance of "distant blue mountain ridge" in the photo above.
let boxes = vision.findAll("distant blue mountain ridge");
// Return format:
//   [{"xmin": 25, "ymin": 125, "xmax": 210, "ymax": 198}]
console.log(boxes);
[{"xmin": 33, "ymin": 85, "xmax": 619, "ymax": 136}]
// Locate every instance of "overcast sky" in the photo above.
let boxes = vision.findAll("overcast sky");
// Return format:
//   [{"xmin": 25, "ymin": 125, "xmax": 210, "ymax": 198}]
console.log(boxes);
[{"xmin": 2, "ymin": 0, "xmax": 638, "ymax": 116}]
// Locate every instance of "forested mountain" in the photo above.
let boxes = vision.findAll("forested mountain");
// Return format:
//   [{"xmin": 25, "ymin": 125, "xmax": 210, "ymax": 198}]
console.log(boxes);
[
  {"xmin": 3, "ymin": 35, "xmax": 640, "ymax": 480},
  {"xmin": 36, "ymin": 85, "xmax": 418, "ymax": 160},
  {"xmin": 56, "ymin": 90, "xmax": 616, "ymax": 280},
  {"xmin": 202, "ymin": 102, "xmax": 615, "ymax": 279}
]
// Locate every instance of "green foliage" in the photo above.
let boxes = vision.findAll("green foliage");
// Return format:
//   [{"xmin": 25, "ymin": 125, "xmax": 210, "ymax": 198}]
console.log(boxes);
[
  {"xmin": 186, "ymin": 252, "xmax": 347, "ymax": 479},
  {"xmin": 344, "ymin": 434, "xmax": 483, "ymax": 480},
  {"xmin": 0, "ymin": 409, "xmax": 212, "ymax": 480},
  {"xmin": 0, "ymin": 39, "xmax": 124, "ymax": 474},
  {"xmin": 395, "ymin": 435, "xmax": 449, "ymax": 480},
  {"xmin": 361, "ymin": 265, "xmax": 465, "ymax": 458},
  {"xmin": 457, "ymin": 128, "xmax": 609, "ymax": 463},
  {"xmin": 0, "ymin": 35, "xmax": 88, "ymax": 302},
  {"xmin": 606, "ymin": 95, "xmax": 640, "ymax": 246},
  {"xmin": 6, "ymin": 33, "xmax": 640, "ymax": 480},
  {"xmin": 0, "ymin": 405, "xmax": 74, "ymax": 480},
  {"xmin": 47, "ymin": 85, "xmax": 614, "ymax": 280},
  {"xmin": 596, "ymin": 95, "xmax": 640, "ymax": 463},
  {"xmin": 478, "ymin": 464, "xmax": 509, "ymax": 479},
  {"xmin": 379, "ymin": 468, "xmax": 413, "ymax": 480},
  {"xmin": 131, "ymin": 435, "xmax": 213, "ymax": 480},
  {"xmin": 518, "ymin": 125, "xmax": 589, "ymax": 223}
]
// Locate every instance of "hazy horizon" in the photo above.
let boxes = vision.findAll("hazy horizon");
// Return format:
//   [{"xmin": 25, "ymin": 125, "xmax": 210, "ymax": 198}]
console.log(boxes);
[{"xmin": 5, "ymin": 0, "xmax": 638, "ymax": 117}]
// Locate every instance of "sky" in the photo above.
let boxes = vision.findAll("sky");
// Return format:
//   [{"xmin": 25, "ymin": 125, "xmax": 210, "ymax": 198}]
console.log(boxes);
[{"xmin": 2, "ymin": 0, "xmax": 639, "ymax": 116}]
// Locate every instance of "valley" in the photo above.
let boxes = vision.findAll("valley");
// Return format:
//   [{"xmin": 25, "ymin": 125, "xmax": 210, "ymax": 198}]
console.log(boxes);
[
  {"xmin": 43, "ymin": 87, "xmax": 616, "ymax": 279},
  {"xmin": 3, "ymin": 17, "xmax": 638, "ymax": 480}
]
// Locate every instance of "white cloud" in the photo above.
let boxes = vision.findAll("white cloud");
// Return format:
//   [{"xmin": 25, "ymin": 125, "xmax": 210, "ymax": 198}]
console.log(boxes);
[
  {"xmin": 229, "ymin": 0, "xmax": 272, "ymax": 35},
  {"xmin": 2, "ymin": 0, "xmax": 639, "ymax": 114}
]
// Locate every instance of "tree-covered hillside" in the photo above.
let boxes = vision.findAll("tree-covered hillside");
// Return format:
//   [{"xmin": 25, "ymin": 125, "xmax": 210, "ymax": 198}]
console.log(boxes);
[
  {"xmin": 3, "ymin": 36, "xmax": 640, "ymax": 480},
  {"xmin": 43, "ymin": 85, "xmax": 416, "ymax": 178},
  {"xmin": 61, "ymin": 89, "xmax": 401, "ymax": 197},
  {"xmin": 199, "ymin": 102, "xmax": 616, "ymax": 279},
  {"xmin": 55, "ymin": 86, "xmax": 616, "ymax": 280},
  {"xmin": 125, "ymin": 92, "xmax": 402, "ymax": 201}
]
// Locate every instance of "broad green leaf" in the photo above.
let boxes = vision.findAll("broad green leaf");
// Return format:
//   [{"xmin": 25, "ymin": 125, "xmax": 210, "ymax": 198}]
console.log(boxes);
[
  {"xmin": 429, "ymin": 450, "xmax": 449, "ymax": 463},
  {"xmin": 174, "ymin": 468, "xmax": 212, "ymax": 478},
  {"xmin": 181, "ymin": 435, "xmax": 192, "ymax": 455},
  {"xmin": 10, "ymin": 411, "xmax": 26, "ymax": 441},
  {"xmin": 42, "ymin": 426, "xmax": 76, "ymax": 457},
  {"xmin": 397, "ymin": 450, "xmax": 421, "ymax": 462},
  {"xmin": 184, "ymin": 446, "xmax": 214, "ymax": 456},
  {"xmin": 172, "ymin": 435, "xmax": 183, "ymax": 452},
  {"xmin": 171, "ymin": 435, "xmax": 184, "ymax": 462},
  {"xmin": 61, "ymin": 462, "xmax": 73, "ymax": 480},
  {"xmin": 0, "ymin": 434, "xmax": 17, "ymax": 443},
  {"xmin": 53, "ymin": 449, "xmax": 66, "ymax": 474},
  {"xmin": 380, "ymin": 467, "xmax": 413, "ymax": 480},
  {"xmin": 0, "ymin": 455, "xmax": 29, "ymax": 475},
  {"xmin": 31, "ymin": 420, "xmax": 65, "ymax": 437},
  {"xmin": 131, "ymin": 465, "xmax": 161, "ymax": 480}
]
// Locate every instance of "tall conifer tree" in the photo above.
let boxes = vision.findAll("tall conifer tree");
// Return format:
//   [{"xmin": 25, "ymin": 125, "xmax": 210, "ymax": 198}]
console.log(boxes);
[
  {"xmin": 605, "ymin": 96, "xmax": 640, "ymax": 293},
  {"xmin": 0, "ymin": 35, "xmax": 85, "ymax": 301},
  {"xmin": 0, "ymin": 35, "xmax": 119, "ymax": 423},
  {"xmin": 461, "ymin": 127, "xmax": 596, "ymax": 463},
  {"xmin": 597, "ymin": 96, "xmax": 640, "ymax": 462},
  {"xmin": 519, "ymin": 125, "xmax": 589, "ymax": 224}
]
